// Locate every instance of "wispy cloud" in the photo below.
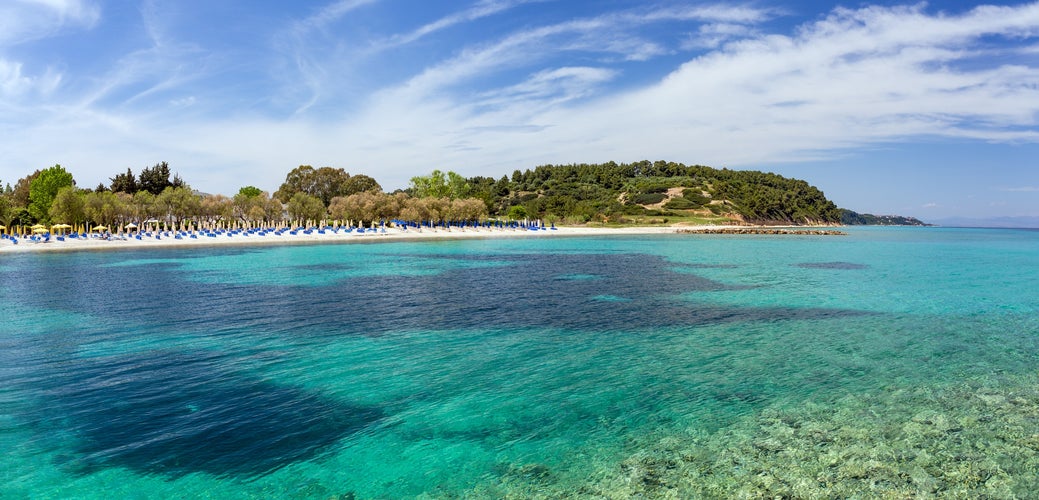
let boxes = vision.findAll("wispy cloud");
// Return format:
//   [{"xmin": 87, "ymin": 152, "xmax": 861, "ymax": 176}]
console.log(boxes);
[
  {"xmin": 0, "ymin": 0, "xmax": 100, "ymax": 46},
  {"xmin": 385, "ymin": 4, "xmax": 774, "ymax": 104},
  {"xmin": 274, "ymin": 0, "xmax": 381, "ymax": 114},
  {"xmin": 3, "ymin": 0, "xmax": 1039, "ymax": 219},
  {"xmin": 1001, "ymin": 186, "xmax": 1039, "ymax": 192},
  {"xmin": 0, "ymin": 0, "xmax": 97, "ymax": 100},
  {"xmin": 379, "ymin": 0, "xmax": 540, "ymax": 50}
]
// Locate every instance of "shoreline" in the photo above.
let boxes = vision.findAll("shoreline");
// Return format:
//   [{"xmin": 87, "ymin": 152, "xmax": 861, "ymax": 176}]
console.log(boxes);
[{"xmin": 0, "ymin": 225, "xmax": 844, "ymax": 255}]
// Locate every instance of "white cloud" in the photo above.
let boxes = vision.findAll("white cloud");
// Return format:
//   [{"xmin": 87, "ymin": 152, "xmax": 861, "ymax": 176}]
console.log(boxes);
[
  {"xmin": 4, "ymin": 2, "xmax": 1039, "ymax": 200},
  {"xmin": 0, "ymin": 0, "xmax": 100, "ymax": 46},
  {"xmin": 0, "ymin": 59, "xmax": 62, "ymax": 97},
  {"xmin": 380, "ymin": 0, "xmax": 539, "ymax": 49}
]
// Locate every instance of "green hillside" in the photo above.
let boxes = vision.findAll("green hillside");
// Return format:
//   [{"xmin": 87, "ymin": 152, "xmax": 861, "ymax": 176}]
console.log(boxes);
[{"xmin": 462, "ymin": 160, "xmax": 842, "ymax": 225}]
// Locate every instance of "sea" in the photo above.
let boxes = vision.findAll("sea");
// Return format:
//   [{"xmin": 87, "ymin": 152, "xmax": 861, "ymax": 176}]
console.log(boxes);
[{"xmin": 2, "ymin": 227, "xmax": 1038, "ymax": 498}]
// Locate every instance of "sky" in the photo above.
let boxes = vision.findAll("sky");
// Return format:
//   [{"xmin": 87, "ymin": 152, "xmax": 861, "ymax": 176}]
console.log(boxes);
[{"xmin": 1, "ymin": 0, "xmax": 1038, "ymax": 223}]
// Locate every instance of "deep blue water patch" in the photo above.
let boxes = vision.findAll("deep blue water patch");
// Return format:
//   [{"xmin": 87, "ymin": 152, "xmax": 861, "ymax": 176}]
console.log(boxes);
[
  {"xmin": 34, "ymin": 349, "xmax": 383, "ymax": 478},
  {"xmin": 795, "ymin": 262, "xmax": 869, "ymax": 270},
  {"xmin": 3, "ymin": 250, "xmax": 871, "ymax": 338}
]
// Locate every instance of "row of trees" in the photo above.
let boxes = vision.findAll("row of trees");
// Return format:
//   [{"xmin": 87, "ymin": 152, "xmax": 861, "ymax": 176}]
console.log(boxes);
[
  {"xmin": 0, "ymin": 164, "xmax": 490, "ymax": 230},
  {"xmin": 2, "ymin": 159, "xmax": 843, "ymax": 230}
]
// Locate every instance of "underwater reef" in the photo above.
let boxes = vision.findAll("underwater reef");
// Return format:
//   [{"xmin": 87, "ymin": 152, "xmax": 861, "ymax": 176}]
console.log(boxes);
[{"xmin": 466, "ymin": 372, "xmax": 1039, "ymax": 499}]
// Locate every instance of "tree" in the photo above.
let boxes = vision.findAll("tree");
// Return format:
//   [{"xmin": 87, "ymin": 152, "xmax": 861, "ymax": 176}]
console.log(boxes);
[
  {"xmin": 274, "ymin": 165, "xmax": 315, "ymax": 203},
  {"xmin": 232, "ymin": 189, "xmax": 266, "ymax": 223},
  {"xmin": 447, "ymin": 171, "xmax": 471, "ymax": 199},
  {"xmin": 110, "ymin": 168, "xmax": 137, "ymax": 193},
  {"xmin": 84, "ymin": 190, "xmax": 126, "ymax": 227},
  {"xmin": 131, "ymin": 191, "xmax": 156, "ymax": 222},
  {"xmin": 12, "ymin": 170, "xmax": 41, "ymax": 209},
  {"xmin": 48, "ymin": 186, "xmax": 85, "ymax": 224},
  {"xmin": 286, "ymin": 192, "xmax": 325, "ymax": 223},
  {"xmin": 200, "ymin": 194, "xmax": 233, "ymax": 225},
  {"xmin": 156, "ymin": 186, "xmax": 201, "ymax": 225},
  {"xmin": 409, "ymin": 170, "xmax": 450, "ymax": 198},
  {"xmin": 28, "ymin": 164, "xmax": 75, "ymax": 223},
  {"xmin": 451, "ymin": 198, "xmax": 487, "ymax": 222},
  {"xmin": 343, "ymin": 174, "xmax": 382, "ymax": 195},
  {"xmin": 0, "ymin": 190, "xmax": 10, "ymax": 227},
  {"xmin": 138, "ymin": 161, "xmax": 173, "ymax": 195},
  {"xmin": 238, "ymin": 186, "xmax": 263, "ymax": 198},
  {"xmin": 263, "ymin": 195, "xmax": 284, "ymax": 223},
  {"xmin": 507, "ymin": 205, "xmax": 528, "ymax": 221},
  {"xmin": 274, "ymin": 165, "xmax": 351, "ymax": 207}
]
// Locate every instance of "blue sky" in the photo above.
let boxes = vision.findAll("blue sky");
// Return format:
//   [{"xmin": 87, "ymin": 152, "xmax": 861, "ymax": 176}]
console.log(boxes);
[{"xmin": 1, "ymin": 0, "xmax": 1038, "ymax": 222}]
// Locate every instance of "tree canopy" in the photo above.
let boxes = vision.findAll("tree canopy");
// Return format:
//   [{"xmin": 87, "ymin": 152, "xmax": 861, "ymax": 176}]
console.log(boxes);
[
  {"xmin": 28, "ymin": 164, "xmax": 75, "ymax": 223},
  {"xmin": 0, "ymin": 159, "xmax": 854, "ymax": 230},
  {"xmin": 275, "ymin": 166, "xmax": 355, "ymax": 207},
  {"xmin": 138, "ymin": 161, "xmax": 183, "ymax": 195}
]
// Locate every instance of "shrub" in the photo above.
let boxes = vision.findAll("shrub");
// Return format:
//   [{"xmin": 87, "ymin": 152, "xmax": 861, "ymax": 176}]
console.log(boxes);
[
  {"xmin": 682, "ymin": 189, "xmax": 710, "ymax": 205},
  {"xmin": 629, "ymin": 192, "xmax": 667, "ymax": 205},
  {"xmin": 663, "ymin": 197, "xmax": 699, "ymax": 210}
]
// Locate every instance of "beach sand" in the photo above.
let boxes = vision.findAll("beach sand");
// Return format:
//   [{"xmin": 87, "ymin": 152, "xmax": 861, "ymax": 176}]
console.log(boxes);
[{"xmin": 0, "ymin": 225, "xmax": 693, "ymax": 254}]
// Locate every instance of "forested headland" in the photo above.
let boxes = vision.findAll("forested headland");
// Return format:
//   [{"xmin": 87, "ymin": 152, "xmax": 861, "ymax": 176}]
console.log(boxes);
[{"xmin": 1, "ymin": 160, "xmax": 864, "ymax": 231}]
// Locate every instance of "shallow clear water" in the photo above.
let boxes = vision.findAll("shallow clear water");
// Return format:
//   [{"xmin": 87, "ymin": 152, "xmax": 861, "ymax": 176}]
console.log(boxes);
[{"xmin": 2, "ymin": 227, "xmax": 1038, "ymax": 497}]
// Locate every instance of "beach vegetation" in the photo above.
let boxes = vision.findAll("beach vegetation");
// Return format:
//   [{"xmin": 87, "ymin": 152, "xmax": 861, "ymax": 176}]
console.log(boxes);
[
  {"xmin": 343, "ymin": 174, "xmax": 382, "ymax": 196},
  {"xmin": 48, "ymin": 186, "xmax": 86, "ymax": 225},
  {"xmin": 507, "ymin": 205, "xmax": 528, "ymax": 221},
  {"xmin": 83, "ymin": 190, "xmax": 127, "ymax": 228},
  {"xmin": 28, "ymin": 164, "xmax": 75, "ymax": 223},
  {"xmin": 200, "ymin": 194, "xmax": 234, "ymax": 225},
  {"xmin": 662, "ymin": 197, "xmax": 700, "ymax": 210},
  {"xmin": 138, "ymin": 161, "xmax": 183, "ymax": 195},
  {"xmin": 238, "ymin": 186, "xmax": 263, "ymax": 198},
  {"xmin": 0, "ymin": 182, "xmax": 12, "ymax": 226},
  {"xmin": 131, "ymin": 191, "xmax": 157, "ymax": 222},
  {"xmin": 287, "ymin": 192, "xmax": 326, "ymax": 224},
  {"xmin": 12, "ymin": 170, "xmax": 40, "ymax": 210},
  {"xmin": 275, "ymin": 165, "xmax": 353, "ymax": 207},
  {"xmin": 628, "ymin": 192, "xmax": 667, "ymax": 205},
  {"xmin": 156, "ymin": 186, "xmax": 202, "ymax": 226},
  {"xmin": 0, "ymin": 159, "xmax": 852, "ymax": 232},
  {"xmin": 233, "ymin": 189, "xmax": 271, "ymax": 224},
  {"xmin": 409, "ymin": 170, "xmax": 473, "ymax": 200},
  {"xmin": 110, "ymin": 168, "xmax": 138, "ymax": 194}
]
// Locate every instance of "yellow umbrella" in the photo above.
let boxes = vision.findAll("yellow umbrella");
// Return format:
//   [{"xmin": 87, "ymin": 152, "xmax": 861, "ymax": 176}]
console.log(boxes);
[
  {"xmin": 31, "ymin": 223, "xmax": 46, "ymax": 230},
  {"xmin": 33, "ymin": 227, "xmax": 48, "ymax": 234},
  {"xmin": 92, "ymin": 225, "xmax": 109, "ymax": 232}
]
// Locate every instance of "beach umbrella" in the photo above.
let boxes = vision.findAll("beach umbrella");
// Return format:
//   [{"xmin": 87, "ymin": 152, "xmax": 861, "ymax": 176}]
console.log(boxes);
[
  {"xmin": 125, "ymin": 223, "xmax": 138, "ymax": 230},
  {"xmin": 92, "ymin": 225, "xmax": 108, "ymax": 232}
]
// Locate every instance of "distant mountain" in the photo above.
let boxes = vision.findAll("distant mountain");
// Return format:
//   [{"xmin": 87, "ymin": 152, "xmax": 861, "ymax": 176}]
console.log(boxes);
[
  {"xmin": 840, "ymin": 210, "xmax": 930, "ymax": 226},
  {"xmin": 929, "ymin": 216, "xmax": 1039, "ymax": 229}
]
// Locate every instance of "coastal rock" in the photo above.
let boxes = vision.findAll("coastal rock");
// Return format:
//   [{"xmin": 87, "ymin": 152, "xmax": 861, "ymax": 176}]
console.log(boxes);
[{"xmin": 676, "ymin": 228, "xmax": 847, "ymax": 236}]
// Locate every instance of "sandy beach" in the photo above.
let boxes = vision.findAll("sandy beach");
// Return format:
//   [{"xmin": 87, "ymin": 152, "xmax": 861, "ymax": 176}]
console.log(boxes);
[{"xmin": 0, "ymin": 225, "xmax": 694, "ymax": 254}]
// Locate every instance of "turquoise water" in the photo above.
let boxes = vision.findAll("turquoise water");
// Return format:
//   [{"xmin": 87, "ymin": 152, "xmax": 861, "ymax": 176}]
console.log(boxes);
[{"xmin": 2, "ymin": 227, "xmax": 1038, "ymax": 497}]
